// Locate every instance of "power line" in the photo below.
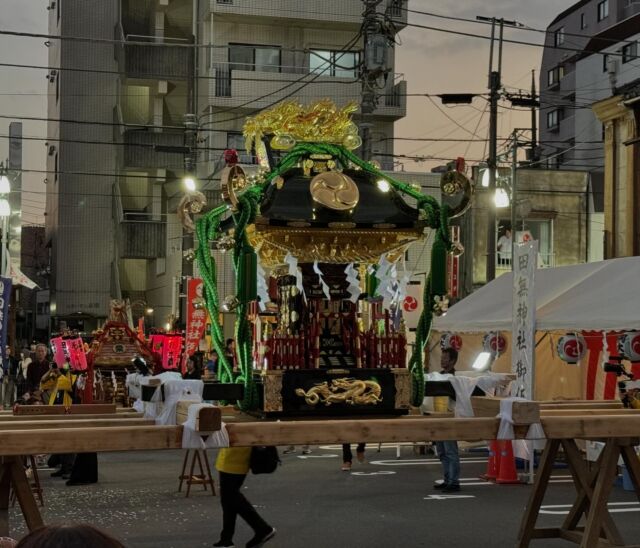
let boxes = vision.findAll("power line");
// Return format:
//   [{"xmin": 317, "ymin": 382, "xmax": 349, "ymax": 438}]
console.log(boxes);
[{"xmin": 403, "ymin": 6, "xmax": 640, "ymax": 48}]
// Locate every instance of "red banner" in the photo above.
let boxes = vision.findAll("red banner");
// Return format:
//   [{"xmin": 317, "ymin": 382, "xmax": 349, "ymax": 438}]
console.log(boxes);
[
  {"xmin": 63, "ymin": 336, "xmax": 88, "ymax": 371},
  {"xmin": 185, "ymin": 278, "xmax": 208, "ymax": 360},
  {"xmin": 50, "ymin": 336, "xmax": 66, "ymax": 367},
  {"xmin": 162, "ymin": 334, "xmax": 182, "ymax": 370}
]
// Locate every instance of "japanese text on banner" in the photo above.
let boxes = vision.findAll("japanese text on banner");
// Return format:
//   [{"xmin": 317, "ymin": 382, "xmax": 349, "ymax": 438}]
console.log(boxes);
[{"xmin": 511, "ymin": 241, "xmax": 537, "ymax": 400}]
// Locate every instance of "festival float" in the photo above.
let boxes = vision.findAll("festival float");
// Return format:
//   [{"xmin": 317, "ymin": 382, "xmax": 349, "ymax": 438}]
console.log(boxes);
[{"xmin": 184, "ymin": 100, "xmax": 472, "ymax": 416}]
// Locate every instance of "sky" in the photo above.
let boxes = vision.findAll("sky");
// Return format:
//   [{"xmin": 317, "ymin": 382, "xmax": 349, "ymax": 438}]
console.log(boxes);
[{"xmin": 0, "ymin": 0, "xmax": 579, "ymax": 225}]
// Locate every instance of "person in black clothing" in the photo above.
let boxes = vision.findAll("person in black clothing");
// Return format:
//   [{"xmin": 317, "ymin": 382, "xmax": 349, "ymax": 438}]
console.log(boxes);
[
  {"xmin": 26, "ymin": 344, "xmax": 49, "ymax": 395},
  {"xmin": 341, "ymin": 443, "xmax": 366, "ymax": 471},
  {"xmin": 183, "ymin": 358, "xmax": 201, "ymax": 380},
  {"xmin": 2, "ymin": 346, "xmax": 20, "ymax": 408}
]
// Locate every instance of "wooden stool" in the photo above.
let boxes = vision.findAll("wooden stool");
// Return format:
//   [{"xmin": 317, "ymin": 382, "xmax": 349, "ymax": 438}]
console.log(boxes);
[
  {"xmin": 10, "ymin": 457, "xmax": 43, "ymax": 508},
  {"xmin": 178, "ymin": 450, "xmax": 216, "ymax": 498}
]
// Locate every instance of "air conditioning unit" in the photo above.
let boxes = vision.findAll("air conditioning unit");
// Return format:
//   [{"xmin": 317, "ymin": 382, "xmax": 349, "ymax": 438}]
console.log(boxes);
[
  {"xmin": 607, "ymin": 58, "xmax": 618, "ymax": 74},
  {"xmin": 48, "ymin": 145, "xmax": 56, "ymax": 156}
]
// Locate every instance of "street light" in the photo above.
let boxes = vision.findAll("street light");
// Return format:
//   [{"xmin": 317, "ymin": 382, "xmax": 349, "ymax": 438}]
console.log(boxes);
[{"xmin": 183, "ymin": 176, "xmax": 196, "ymax": 192}]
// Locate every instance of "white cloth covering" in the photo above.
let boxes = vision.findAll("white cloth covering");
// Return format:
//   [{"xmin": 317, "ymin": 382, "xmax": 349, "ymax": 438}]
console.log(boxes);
[
  {"xmin": 496, "ymin": 397, "xmax": 546, "ymax": 441},
  {"xmin": 181, "ymin": 403, "xmax": 230, "ymax": 449},
  {"xmin": 143, "ymin": 378, "xmax": 205, "ymax": 425}
]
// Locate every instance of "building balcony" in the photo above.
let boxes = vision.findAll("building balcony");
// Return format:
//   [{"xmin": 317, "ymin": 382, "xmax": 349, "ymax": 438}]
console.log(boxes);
[
  {"xmin": 123, "ymin": 130, "xmax": 186, "ymax": 170},
  {"xmin": 207, "ymin": 68, "xmax": 406, "ymax": 119},
  {"xmin": 119, "ymin": 219, "xmax": 167, "ymax": 260},
  {"xmin": 209, "ymin": 0, "xmax": 406, "ymax": 29},
  {"xmin": 115, "ymin": 25, "xmax": 193, "ymax": 81}
]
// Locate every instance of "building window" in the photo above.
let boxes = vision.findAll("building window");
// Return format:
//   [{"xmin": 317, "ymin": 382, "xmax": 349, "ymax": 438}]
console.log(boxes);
[
  {"xmin": 547, "ymin": 65, "xmax": 564, "ymax": 86},
  {"xmin": 55, "ymin": 72, "xmax": 59, "ymax": 104},
  {"xmin": 581, "ymin": 13, "xmax": 586, "ymax": 28},
  {"xmin": 597, "ymin": 0, "xmax": 609, "ymax": 21},
  {"xmin": 497, "ymin": 219, "xmax": 554, "ymax": 268},
  {"xmin": 309, "ymin": 50, "xmax": 360, "ymax": 78},
  {"xmin": 547, "ymin": 109, "xmax": 561, "ymax": 129},
  {"xmin": 57, "ymin": 0, "xmax": 60, "ymax": 24},
  {"xmin": 228, "ymin": 44, "xmax": 281, "ymax": 73},
  {"xmin": 226, "ymin": 133, "xmax": 255, "ymax": 164},
  {"xmin": 554, "ymin": 27, "xmax": 565, "ymax": 46},
  {"xmin": 54, "ymin": 153, "xmax": 58, "ymax": 184},
  {"xmin": 622, "ymin": 42, "xmax": 638, "ymax": 63},
  {"xmin": 602, "ymin": 53, "xmax": 609, "ymax": 72}
]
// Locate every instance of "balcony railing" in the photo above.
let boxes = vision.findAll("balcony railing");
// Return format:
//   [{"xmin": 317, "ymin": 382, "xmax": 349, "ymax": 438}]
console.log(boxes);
[
  {"xmin": 115, "ymin": 25, "xmax": 193, "ymax": 80},
  {"xmin": 123, "ymin": 130, "xmax": 185, "ymax": 169},
  {"xmin": 119, "ymin": 219, "xmax": 167, "ymax": 259}
]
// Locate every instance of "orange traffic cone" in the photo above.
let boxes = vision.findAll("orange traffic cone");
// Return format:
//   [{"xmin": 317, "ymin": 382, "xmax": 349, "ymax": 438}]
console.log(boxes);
[
  {"xmin": 480, "ymin": 440, "xmax": 500, "ymax": 481},
  {"xmin": 496, "ymin": 440, "xmax": 521, "ymax": 484}
]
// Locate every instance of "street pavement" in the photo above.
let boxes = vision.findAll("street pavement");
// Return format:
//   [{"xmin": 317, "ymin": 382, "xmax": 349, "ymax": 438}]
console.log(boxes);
[{"xmin": 8, "ymin": 444, "xmax": 640, "ymax": 547}]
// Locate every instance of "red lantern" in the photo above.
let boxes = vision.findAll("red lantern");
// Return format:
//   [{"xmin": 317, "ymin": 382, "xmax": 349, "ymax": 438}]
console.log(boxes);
[
  {"xmin": 440, "ymin": 332, "xmax": 463, "ymax": 351},
  {"xmin": 483, "ymin": 332, "xmax": 507, "ymax": 356},
  {"xmin": 619, "ymin": 331, "xmax": 640, "ymax": 362},
  {"xmin": 556, "ymin": 333, "xmax": 586, "ymax": 364}
]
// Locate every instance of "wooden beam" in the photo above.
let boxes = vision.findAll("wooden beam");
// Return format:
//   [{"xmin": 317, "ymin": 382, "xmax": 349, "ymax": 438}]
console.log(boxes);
[
  {"xmin": 541, "ymin": 409, "xmax": 640, "ymax": 417},
  {"xmin": 0, "ymin": 412, "xmax": 145, "ymax": 422},
  {"xmin": 13, "ymin": 404, "xmax": 118, "ymax": 416},
  {"xmin": 539, "ymin": 401, "xmax": 623, "ymax": 410},
  {"xmin": 0, "ymin": 418, "xmax": 155, "ymax": 430},
  {"xmin": 225, "ymin": 417, "xmax": 503, "ymax": 446},
  {"xmin": 176, "ymin": 402, "xmax": 222, "ymax": 433},
  {"xmin": 0, "ymin": 426, "xmax": 182, "ymax": 455},
  {"xmin": 541, "ymin": 416, "xmax": 640, "ymax": 439},
  {"xmin": 471, "ymin": 397, "xmax": 540, "ymax": 424}
]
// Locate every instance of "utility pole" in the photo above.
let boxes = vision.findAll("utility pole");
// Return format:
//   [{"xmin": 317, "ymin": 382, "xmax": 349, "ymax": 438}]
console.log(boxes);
[
  {"xmin": 475, "ymin": 15, "xmax": 523, "ymax": 282},
  {"xmin": 360, "ymin": 0, "xmax": 388, "ymax": 161},
  {"xmin": 510, "ymin": 130, "xmax": 518, "ymax": 270},
  {"xmin": 530, "ymin": 70, "xmax": 538, "ymax": 163}
]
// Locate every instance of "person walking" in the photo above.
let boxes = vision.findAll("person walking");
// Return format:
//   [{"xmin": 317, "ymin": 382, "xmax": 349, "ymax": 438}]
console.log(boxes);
[
  {"xmin": 341, "ymin": 443, "xmax": 366, "ymax": 471},
  {"xmin": 434, "ymin": 347, "xmax": 461, "ymax": 492},
  {"xmin": 214, "ymin": 447, "xmax": 276, "ymax": 548},
  {"xmin": 16, "ymin": 348, "xmax": 31, "ymax": 400},
  {"xmin": 2, "ymin": 346, "xmax": 19, "ymax": 408}
]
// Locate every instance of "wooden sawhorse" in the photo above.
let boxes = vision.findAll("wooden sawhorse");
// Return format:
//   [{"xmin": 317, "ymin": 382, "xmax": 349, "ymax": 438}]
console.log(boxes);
[
  {"xmin": 518, "ymin": 437, "xmax": 640, "ymax": 548},
  {"xmin": 178, "ymin": 449, "xmax": 216, "ymax": 498},
  {"xmin": 0, "ymin": 456, "xmax": 44, "ymax": 537}
]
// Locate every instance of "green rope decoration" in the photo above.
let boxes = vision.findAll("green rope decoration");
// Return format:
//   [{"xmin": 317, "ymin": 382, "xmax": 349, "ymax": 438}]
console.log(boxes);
[{"xmin": 195, "ymin": 141, "xmax": 453, "ymax": 409}]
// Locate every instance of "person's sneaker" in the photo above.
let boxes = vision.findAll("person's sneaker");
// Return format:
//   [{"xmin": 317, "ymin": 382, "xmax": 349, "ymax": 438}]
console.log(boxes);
[
  {"xmin": 443, "ymin": 484, "xmax": 461, "ymax": 493},
  {"xmin": 341, "ymin": 461, "xmax": 352, "ymax": 472},
  {"xmin": 282, "ymin": 446, "xmax": 296, "ymax": 454},
  {"xmin": 246, "ymin": 527, "xmax": 276, "ymax": 548},
  {"xmin": 433, "ymin": 481, "xmax": 447, "ymax": 490},
  {"xmin": 356, "ymin": 451, "xmax": 366, "ymax": 464},
  {"xmin": 213, "ymin": 541, "xmax": 234, "ymax": 548}
]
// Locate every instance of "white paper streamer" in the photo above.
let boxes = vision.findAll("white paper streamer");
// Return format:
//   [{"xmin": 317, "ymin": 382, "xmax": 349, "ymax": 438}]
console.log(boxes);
[
  {"xmin": 256, "ymin": 258, "xmax": 270, "ymax": 312},
  {"xmin": 344, "ymin": 263, "xmax": 361, "ymax": 303},
  {"xmin": 313, "ymin": 261, "xmax": 331, "ymax": 300},
  {"xmin": 284, "ymin": 252, "xmax": 306, "ymax": 302}
]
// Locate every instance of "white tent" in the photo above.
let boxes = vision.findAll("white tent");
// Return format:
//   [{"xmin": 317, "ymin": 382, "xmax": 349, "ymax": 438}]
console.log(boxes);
[{"xmin": 434, "ymin": 256, "xmax": 640, "ymax": 333}]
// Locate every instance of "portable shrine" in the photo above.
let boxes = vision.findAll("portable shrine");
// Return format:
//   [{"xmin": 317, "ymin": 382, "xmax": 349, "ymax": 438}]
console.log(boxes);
[{"xmin": 189, "ymin": 100, "xmax": 472, "ymax": 416}]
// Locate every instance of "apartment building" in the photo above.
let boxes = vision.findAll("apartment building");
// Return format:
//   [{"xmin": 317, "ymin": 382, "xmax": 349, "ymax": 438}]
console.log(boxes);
[
  {"xmin": 46, "ymin": 0, "xmax": 408, "ymax": 331},
  {"xmin": 540, "ymin": 0, "xmax": 640, "ymax": 168}
]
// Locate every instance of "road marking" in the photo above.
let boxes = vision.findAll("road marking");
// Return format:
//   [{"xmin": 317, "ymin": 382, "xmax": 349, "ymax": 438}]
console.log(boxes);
[
  {"xmin": 369, "ymin": 458, "xmax": 488, "ymax": 466},
  {"xmin": 297, "ymin": 454, "xmax": 339, "ymax": 459},
  {"xmin": 424, "ymin": 494, "xmax": 476, "ymax": 500},
  {"xmin": 351, "ymin": 471, "xmax": 397, "ymax": 476},
  {"xmin": 540, "ymin": 502, "xmax": 640, "ymax": 515}
]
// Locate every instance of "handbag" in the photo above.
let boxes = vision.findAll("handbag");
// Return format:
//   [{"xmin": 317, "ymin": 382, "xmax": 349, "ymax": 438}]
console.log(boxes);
[{"xmin": 249, "ymin": 445, "xmax": 280, "ymax": 474}]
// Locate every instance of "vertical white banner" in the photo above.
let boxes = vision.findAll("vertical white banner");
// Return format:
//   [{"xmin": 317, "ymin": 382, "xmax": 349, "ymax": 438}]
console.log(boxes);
[{"xmin": 511, "ymin": 240, "xmax": 538, "ymax": 400}]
